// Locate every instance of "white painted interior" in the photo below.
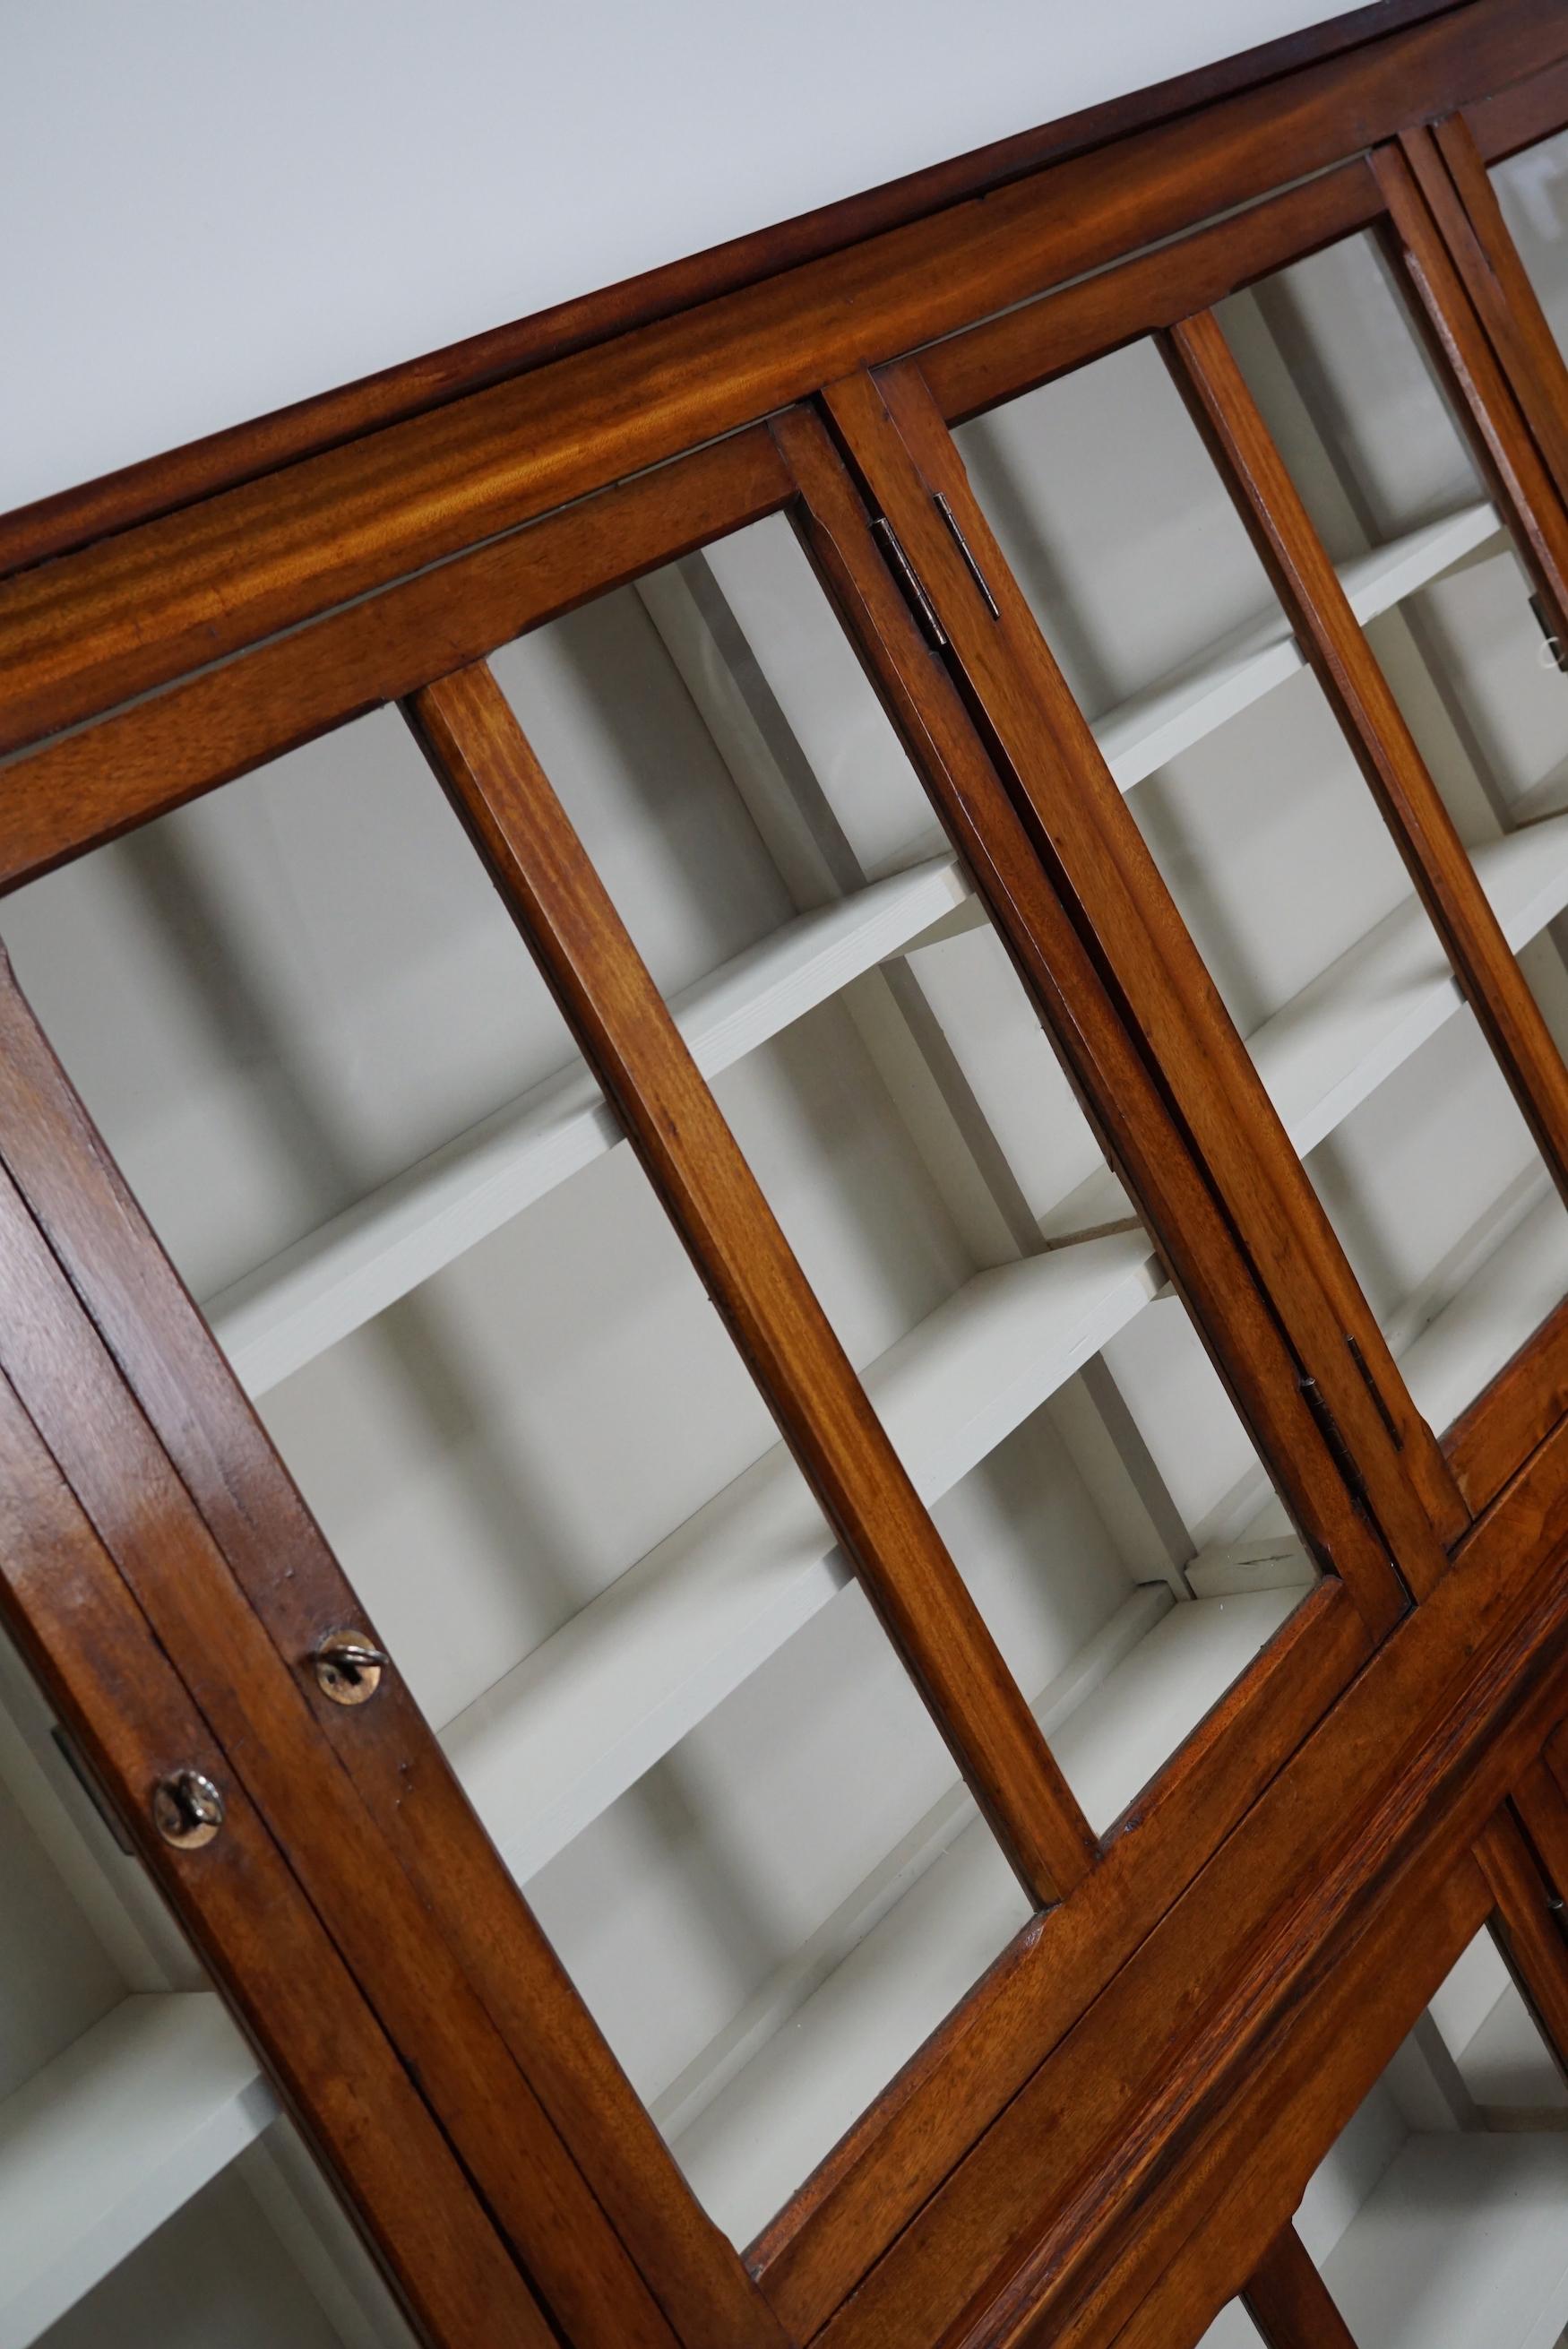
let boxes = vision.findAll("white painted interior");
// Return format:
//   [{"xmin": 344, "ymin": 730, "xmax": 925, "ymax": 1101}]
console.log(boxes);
[
  {"xmin": 4, "ymin": 102, "xmax": 1568, "ymax": 2349},
  {"xmin": 1201, "ymin": 1921, "xmax": 1568, "ymax": 2349}
]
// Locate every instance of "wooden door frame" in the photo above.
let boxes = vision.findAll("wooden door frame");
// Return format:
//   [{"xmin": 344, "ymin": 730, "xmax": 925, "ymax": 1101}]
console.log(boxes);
[{"xmin": 8, "ymin": 13, "xmax": 1568, "ymax": 2349}]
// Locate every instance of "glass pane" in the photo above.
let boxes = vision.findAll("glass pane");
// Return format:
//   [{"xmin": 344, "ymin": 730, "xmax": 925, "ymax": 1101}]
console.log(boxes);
[
  {"xmin": 0, "ymin": 1621, "xmax": 415, "ymax": 2348},
  {"xmin": 1491, "ymin": 127, "xmax": 1568, "ymax": 361},
  {"xmin": 1219, "ymin": 226, "xmax": 1568, "ymax": 1429},
  {"xmin": 1198, "ymin": 2302, "xmax": 1266, "ymax": 2346},
  {"xmin": 4, "ymin": 504, "xmax": 1323, "ymax": 2247},
  {"xmin": 1302, "ymin": 1922, "xmax": 1568, "ymax": 2346},
  {"xmin": 958, "ymin": 300, "xmax": 1568, "ymax": 1441}
]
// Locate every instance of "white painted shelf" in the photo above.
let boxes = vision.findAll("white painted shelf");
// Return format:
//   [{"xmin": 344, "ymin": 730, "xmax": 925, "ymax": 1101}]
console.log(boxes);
[
  {"xmin": 1093, "ymin": 503, "xmax": 1502, "ymax": 791},
  {"xmin": 1249, "ymin": 813, "xmax": 1568, "ymax": 1161},
  {"xmin": 0, "ymin": 1992, "xmax": 277, "ymax": 2349},
  {"xmin": 444, "ymin": 1229, "xmax": 1164, "ymax": 1884},
  {"xmin": 1047, "ymin": 810, "xmax": 1568, "ymax": 1247},
  {"xmin": 199, "ymin": 505, "xmax": 1503, "ymax": 1405},
  {"xmin": 441, "ymin": 805, "xmax": 1568, "ymax": 1891},
  {"xmin": 1400, "ymin": 1187, "xmax": 1568, "ymax": 1438},
  {"xmin": 1322, "ymin": 2132, "xmax": 1568, "ymax": 2349},
  {"xmin": 206, "ymin": 853, "xmax": 971, "ymax": 1396},
  {"xmin": 1460, "ymin": 1982, "xmax": 1568, "ymax": 2126},
  {"xmin": 671, "ymin": 1585, "xmax": 1304, "ymax": 2250}
]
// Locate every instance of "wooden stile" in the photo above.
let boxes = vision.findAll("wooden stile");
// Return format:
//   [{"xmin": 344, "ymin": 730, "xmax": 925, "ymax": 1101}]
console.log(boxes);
[{"xmin": 8, "ymin": 10, "xmax": 1568, "ymax": 2348}]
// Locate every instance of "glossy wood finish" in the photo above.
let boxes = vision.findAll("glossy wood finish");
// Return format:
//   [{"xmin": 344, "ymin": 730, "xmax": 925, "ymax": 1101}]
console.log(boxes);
[
  {"xmin": 1373, "ymin": 138, "xmax": 1568, "ymax": 646},
  {"xmin": 1415, "ymin": 118, "xmax": 1568, "ymax": 506},
  {"xmin": 1164, "ymin": 304, "xmax": 1568, "ymax": 1222},
  {"xmin": 1469, "ymin": 49, "xmax": 1568, "ymax": 163},
  {"xmin": 407, "ymin": 658, "xmax": 1098, "ymax": 1905},
  {"xmin": 1445, "ymin": 1290, "xmax": 1568, "ymax": 1512},
  {"xmin": 0, "ymin": 427, "xmax": 791, "ymax": 897},
  {"xmin": 3, "ymin": 1, "xmax": 1564, "ymax": 764},
  {"xmin": 1243, "ymin": 2225, "xmax": 1359, "ymax": 2349},
  {"xmin": 774, "ymin": 405, "xmax": 1397, "ymax": 1619},
  {"xmin": 1098, "ymin": 1844, "xmax": 1492, "ymax": 2349},
  {"xmin": 824, "ymin": 358, "xmax": 1455, "ymax": 1585},
  {"xmin": 1477, "ymin": 1783, "xmax": 1568, "ymax": 2063},
  {"xmin": 0, "ymin": 948, "xmax": 785, "ymax": 2349},
  {"xmin": 920, "ymin": 160, "xmax": 1384, "ymax": 429},
  {"xmin": 0, "ymin": 1358, "xmax": 556, "ymax": 2349},
  {"xmin": 802, "ymin": 1414, "xmax": 1568, "ymax": 2348},
  {"xmin": 10, "ymin": 15, "xmax": 1568, "ymax": 2349},
  {"xmin": 0, "ymin": 2, "xmax": 1465, "ymax": 583}
]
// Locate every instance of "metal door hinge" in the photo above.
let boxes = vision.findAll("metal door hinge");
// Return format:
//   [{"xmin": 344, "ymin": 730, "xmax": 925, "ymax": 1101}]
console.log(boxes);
[
  {"xmin": 1299, "ymin": 1373, "xmax": 1371, "ymax": 1511},
  {"xmin": 1346, "ymin": 1333, "xmax": 1402, "ymax": 1448},
  {"xmin": 871, "ymin": 518, "xmax": 947, "ymax": 651},
  {"xmin": 934, "ymin": 492, "xmax": 1002, "ymax": 618}
]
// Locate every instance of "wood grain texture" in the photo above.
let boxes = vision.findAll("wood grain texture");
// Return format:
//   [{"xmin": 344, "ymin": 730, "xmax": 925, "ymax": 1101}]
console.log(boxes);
[
  {"xmin": 1243, "ymin": 2225, "xmax": 1359, "ymax": 2349},
  {"xmin": 1444, "ymin": 1288, "xmax": 1568, "ymax": 1513},
  {"xmin": 806, "ymin": 1438, "xmax": 1568, "ymax": 2349},
  {"xmin": 11, "ymin": 20, "xmax": 1568, "ymax": 2349},
  {"xmin": 1419, "ymin": 117, "xmax": 1568, "ymax": 505},
  {"xmin": 825, "ymin": 357, "xmax": 1453, "ymax": 1587},
  {"xmin": 1373, "ymin": 137, "xmax": 1568, "ymax": 647},
  {"xmin": 1468, "ymin": 51, "xmax": 1568, "ymax": 161},
  {"xmin": 0, "ymin": 1140, "xmax": 685, "ymax": 2349},
  {"xmin": 407, "ymin": 657, "xmax": 1099, "ymax": 1908},
  {"xmin": 0, "ymin": 948, "xmax": 784, "ymax": 2349},
  {"xmin": 0, "ymin": 1360, "xmax": 556, "ymax": 2349},
  {"xmin": 0, "ymin": 426, "xmax": 789, "ymax": 898},
  {"xmin": 1093, "ymin": 1845, "xmax": 1489, "ymax": 2349},
  {"xmin": 0, "ymin": 0, "xmax": 1469, "ymax": 583},
  {"xmin": 776, "ymin": 402, "xmax": 1400, "ymax": 1615},
  {"xmin": 1165, "ymin": 305, "xmax": 1568, "ymax": 1257},
  {"xmin": 1475, "ymin": 1787, "xmax": 1568, "ymax": 2064},
  {"xmin": 2, "ymin": 0, "xmax": 1564, "ymax": 758},
  {"xmin": 922, "ymin": 160, "xmax": 1383, "ymax": 428}
]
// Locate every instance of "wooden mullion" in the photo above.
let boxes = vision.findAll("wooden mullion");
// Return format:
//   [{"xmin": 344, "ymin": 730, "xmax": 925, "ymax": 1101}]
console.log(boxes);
[
  {"xmin": 0, "ymin": 1130, "xmax": 685, "ymax": 2349},
  {"xmin": 0, "ymin": 1357, "xmax": 557, "ymax": 2349},
  {"xmin": 0, "ymin": 947, "xmax": 788, "ymax": 2349},
  {"xmin": 1474, "ymin": 1784, "xmax": 1568, "ymax": 2064},
  {"xmin": 1164, "ymin": 304, "xmax": 1568, "ymax": 1213},
  {"xmin": 1413, "ymin": 117, "xmax": 1568, "ymax": 506},
  {"xmin": 1241, "ymin": 2224, "xmax": 1360, "ymax": 2349},
  {"xmin": 1371, "ymin": 137, "xmax": 1568, "ymax": 646},
  {"xmin": 775, "ymin": 400, "xmax": 1403, "ymax": 1628},
  {"xmin": 405, "ymin": 658, "xmax": 1098, "ymax": 1909},
  {"xmin": 822, "ymin": 357, "xmax": 1454, "ymax": 1593}
]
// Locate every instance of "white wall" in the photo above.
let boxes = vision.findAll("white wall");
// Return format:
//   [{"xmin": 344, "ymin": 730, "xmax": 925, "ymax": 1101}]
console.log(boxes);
[{"xmin": 3, "ymin": 0, "xmax": 1346, "ymax": 513}]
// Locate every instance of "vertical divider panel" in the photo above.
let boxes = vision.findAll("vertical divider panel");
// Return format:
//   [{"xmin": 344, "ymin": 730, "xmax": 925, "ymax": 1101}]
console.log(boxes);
[
  {"xmin": 0, "ymin": 946, "xmax": 786, "ymax": 2349},
  {"xmin": 1413, "ymin": 117, "xmax": 1568, "ymax": 511},
  {"xmin": 815, "ymin": 358, "xmax": 1448, "ymax": 1601},
  {"xmin": 1372, "ymin": 139, "xmax": 1568, "ymax": 649},
  {"xmin": 1241, "ymin": 2224, "xmax": 1360, "ymax": 2349},
  {"xmin": 402, "ymin": 657, "xmax": 1099, "ymax": 1909},
  {"xmin": 1162, "ymin": 304, "xmax": 1568, "ymax": 1225}
]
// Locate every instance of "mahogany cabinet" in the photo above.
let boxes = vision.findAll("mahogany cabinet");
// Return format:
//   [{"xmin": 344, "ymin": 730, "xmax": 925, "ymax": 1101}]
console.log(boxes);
[{"xmin": 6, "ymin": 4, "xmax": 1568, "ymax": 2343}]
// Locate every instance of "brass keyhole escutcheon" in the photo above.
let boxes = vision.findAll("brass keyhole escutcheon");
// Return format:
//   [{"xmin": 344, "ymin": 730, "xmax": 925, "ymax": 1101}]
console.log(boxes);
[
  {"xmin": 152, "ymin": 1768, "xmax": 225, "ymax": 1850},
  {"xmin": 314, "ymin": 1630, "xmax": 387, "ymax": 1706}
]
